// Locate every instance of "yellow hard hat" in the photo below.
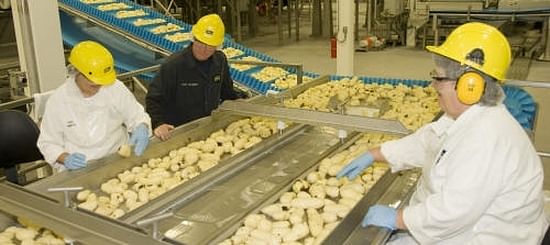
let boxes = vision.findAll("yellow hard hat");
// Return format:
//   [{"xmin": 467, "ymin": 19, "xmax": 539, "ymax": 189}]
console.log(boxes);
[
  {"xmin": 191, "ymin": 14, "xmax": 225, "ymax": 47},
  {"xmin": 68, "ymin": 41, "xmax": 116, "ymax": 86},
  {"xmin": 426, "ymin": 22, "xmax": 511, "ymax": 81}
]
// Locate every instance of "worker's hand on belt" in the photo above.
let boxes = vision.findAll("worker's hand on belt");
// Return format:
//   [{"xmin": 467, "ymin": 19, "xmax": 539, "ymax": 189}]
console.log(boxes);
[
  {"xmin": 129, "ymin": 123, "xmax": 150, "ymax": 156},
  {"xmin": 154, "ymin": 124, "xmax": 174, "ymax": 141},
  {"xmin": 336, "ymin": 152, "xmax": 374, "ymax": 180},
  {"xmin": 362, "ymin": 205, "xmax": 397, "ymax": 230},
  {"xmin": 64, "ymin": 152, "xmax": 87, "ymax": 170}
]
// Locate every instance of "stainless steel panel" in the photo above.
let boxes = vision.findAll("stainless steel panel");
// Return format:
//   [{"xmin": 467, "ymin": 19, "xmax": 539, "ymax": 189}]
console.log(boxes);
[
  {"xmin": 341, "ymin": 170, "xmax": 421, "ymax": 245},
  {"xmin": 25, "ymin": 114, "xmax": 239, "ymax": 199},
  {"xmin": 0, "ymin": 182, "xmax": 169, "ymax": 245},
  {"xmin": 217, "ymin": 100, "xmax": 411, "ymax": 135},
  {"xmin": 160, "ymin": 126, "xmax": 343, "ymax": 244}
]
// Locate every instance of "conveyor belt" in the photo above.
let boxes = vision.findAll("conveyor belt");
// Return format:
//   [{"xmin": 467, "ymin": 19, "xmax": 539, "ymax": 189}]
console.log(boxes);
[
  {"xmin": 57, "ymin": 0, "xmax": 537, "ymax": 129},
  {"xmin": 158, "ymin": 125, "xmax": 343, "ymax": 244}
]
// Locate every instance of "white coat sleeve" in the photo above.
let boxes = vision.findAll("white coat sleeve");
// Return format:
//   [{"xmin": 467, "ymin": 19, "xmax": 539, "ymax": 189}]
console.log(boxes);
[
  {"xmin": 403, "ymin": 133, "xmax": 502, "ymax": 244},
  {"xmin": 380, "ymin": 117, "xmax": 448, "ymax": 171},
  {"xmin": 112, "ymin": 81, "xmax": 151, "ymax": 134},
  {"xmin": 36, "ymin": 95, "xmax": 66, "ymax": 165}
]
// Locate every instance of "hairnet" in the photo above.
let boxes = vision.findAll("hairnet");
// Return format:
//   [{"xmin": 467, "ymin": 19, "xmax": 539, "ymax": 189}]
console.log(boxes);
[
  {"xmin": 432, "ymin": 54, "xmax": 503, "ymax": 106},
  {"xmin": 66, "ymin": 64, "xmax": 79, "ymax": 77}
]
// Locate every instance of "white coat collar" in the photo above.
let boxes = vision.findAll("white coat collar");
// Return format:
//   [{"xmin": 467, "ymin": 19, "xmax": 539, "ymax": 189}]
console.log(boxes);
[
  {"xmin": 445, "ymin": 104, "xmax": 487, "ymax": 137},
  {"xmin": 431, "ymin": 114, "xmax": 454, "ymax": 137}
]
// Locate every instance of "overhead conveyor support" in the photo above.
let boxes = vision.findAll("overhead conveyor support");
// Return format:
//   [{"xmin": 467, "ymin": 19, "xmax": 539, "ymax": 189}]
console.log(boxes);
[{"xmin": 216, "ymin": 100, "xmax": 411, "ymax": 136}]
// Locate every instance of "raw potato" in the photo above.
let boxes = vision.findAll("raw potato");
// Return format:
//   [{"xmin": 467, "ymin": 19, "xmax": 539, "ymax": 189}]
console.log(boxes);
[
  {"xmin": 81, "ymin": 0, "xmax": 114, "ymax": 3},
  {"xmin": 75, "ymin": 117, "xmax": 283, "ymax": 219},
  {"xmin": 274, "ymin": 74, "xmax": 313, "ymax": 89},
  {"xmin": 252, "ymin": 67, "xmax": 288, "ymax": 82},
  {"xmin": 15, "ymin": 228, "xmax": 37, "ymax": 241},
  {"xmin": 222, "ymin": 47, "xmax": 244, "ymax": 59},
  {"xmin": 225, "ymin": 133, "xmax": 394, "ymax": 244},
  {"xmin": 230, "ymin": 56, "xmax": 261, "ymax": 71},
  {"xmin": 76, "ymin": 189, "xmax": 91, "ymax": 201},
  {"xmin": 133, "ymin": 18, "xmax": 165, "ymax": 27},
  {"xmin": 307, "ymin": 208, "xmax": 323, "ymax": 237},
  {"xmin": 150, "ymin": 23, "xmax": 181, "ymax": 34},
  {"xmin": 165, "ymin": 32, "xmax": 192, "ymax": 43},
  {"xmin": 282, "ymin": 77, "xmax": 439, "ymax": 130},
  {"xmin": 0, "ymin": 219, "xmax": 65, "ymax": 245},
  {"xmin": 118, "ymin": 144, "xmax": 132, "ymax": 158},
  {"xmin": 97, "ymin": 3, "xmax": 130, "ymax": 11},
  {"xmin": 115, "ymin": 9, "xmax": 147, "ymax": 18}
]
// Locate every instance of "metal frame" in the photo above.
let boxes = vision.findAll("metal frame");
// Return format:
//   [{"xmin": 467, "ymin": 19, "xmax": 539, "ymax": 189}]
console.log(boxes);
[
  {"xmin": 0, "ymin": 183, "xmax": 170, "ymax": 244},
  {"xmin": 0, "ymin": 65, "xmax": 160, "ymax": 111},
  {"xmin": 217, "ymin": 100, "xmax": 411, "ymax": 135},
  {"xmin": 427, "ymin": 11, "xmax": 550, "ymax": 49}
]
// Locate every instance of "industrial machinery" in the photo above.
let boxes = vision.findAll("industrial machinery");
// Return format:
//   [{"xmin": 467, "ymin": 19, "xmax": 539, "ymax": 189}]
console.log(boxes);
[
  {"xmin": 0, "ymin": 75, "xmax": 435, "ymax": 244},
  {"xmin": 0, "ymin": 1, "xmax": 544, "ymax": 244}
]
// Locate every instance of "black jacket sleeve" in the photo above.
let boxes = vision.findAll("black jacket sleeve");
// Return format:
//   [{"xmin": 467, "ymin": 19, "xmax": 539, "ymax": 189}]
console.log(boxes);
[
  {"xmin": 218, "ymin": 52, "xmax": 241, "ymax": 100},
  {"xmin": 146, "ymin": 62, "xmax": 172, "ymax": 129}
]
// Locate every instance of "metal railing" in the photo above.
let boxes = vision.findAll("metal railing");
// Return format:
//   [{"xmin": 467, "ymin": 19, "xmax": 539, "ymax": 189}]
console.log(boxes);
[{"xmin": 0, "ymin": 65, "xmax": 161, "ymax": 111}]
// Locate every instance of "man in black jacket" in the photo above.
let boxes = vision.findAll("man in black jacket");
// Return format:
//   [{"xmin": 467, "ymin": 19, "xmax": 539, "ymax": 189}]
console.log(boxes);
[{"xmin": 146, "ymin": 14, "xmax": 241, "ymax": 140}]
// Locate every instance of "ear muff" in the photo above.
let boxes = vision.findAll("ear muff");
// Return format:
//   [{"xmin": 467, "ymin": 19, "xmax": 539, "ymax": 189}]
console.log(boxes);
[{"xmin": 456, "ymin": 71, "xmax": 485, "ymax": 105}]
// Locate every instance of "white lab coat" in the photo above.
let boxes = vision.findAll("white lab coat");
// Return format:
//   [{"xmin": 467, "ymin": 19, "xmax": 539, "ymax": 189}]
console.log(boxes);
[
  {"xmin": 37, "ymin": 75, "xmax": 151, "ymax": 171},
  {"xmin": 381, "ymin": 104, "xmax": 548, "ymax": 245}
]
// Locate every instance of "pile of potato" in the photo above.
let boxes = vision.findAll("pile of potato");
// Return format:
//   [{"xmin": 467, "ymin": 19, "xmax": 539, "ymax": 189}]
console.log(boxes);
[
  {"xmin": 231, "ymin": 56, "xmax": 262, "ymax": 72},
  {"xmin": 274, "ymin": 75, "xmax": 313, "ymax": 90},
  {"xmin": 165, "ymin": 32, "xmax": 193, "ymax": 43},
  {"xmin": 115, "ymin": 9, "xmax": 147, "ymax": 19},
  {"xmin": 0, "ymin": 217, "xmax": 64, "ymax": 245},
  {"xmin": 97, "ymin": 3, "xmax": 130, "ymax": 11},
  {"xmin": 283, "ymin": 77, "xmax": 439, "ymax": 130},
  {"xmin": 220, "ymin": 133, "xmax": 396, "ymax": 245},
  {"xmin": 252, "ymin": 67, "xmax": 289, "ymax": 83},
  {"xmin": 223, "ymin": 48, "xmax": 245, "ymax": 59},
  {"xmin": 133, "ymin": 18, "xmax": 166, "ymax": 27},
  {"xmin": 150, "ymin": 23, "xmax": 181, "ymax": 34},
  {"xmin": 76, "ymin": 117, "xmax": 287, "ymax": 218},
  {"xmin": 80, "ymin": 0, "xmax": 113, "ymax": 4}
]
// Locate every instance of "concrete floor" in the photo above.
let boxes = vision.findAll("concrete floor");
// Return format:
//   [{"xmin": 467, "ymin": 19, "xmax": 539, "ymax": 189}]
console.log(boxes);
[{"xmin": 243, "ymin": 32, "xmax": 550, "ymax": 188}]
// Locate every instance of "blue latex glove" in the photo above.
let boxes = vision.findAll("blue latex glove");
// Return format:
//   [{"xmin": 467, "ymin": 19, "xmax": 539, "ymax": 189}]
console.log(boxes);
[
  {"xmin": 362, "ymin": 205, "xmax": 397, "ymax": 230},
  {"xmin": 64, "ymin": 153, "xmax": 87, "ymax": 170},
  {"xmin": 129, "ymin": 123, "xmax": 149, "ymax": 156},
  {"xmin": 336, "ymin": 152, "xmax": 374, "ymax": 180}
]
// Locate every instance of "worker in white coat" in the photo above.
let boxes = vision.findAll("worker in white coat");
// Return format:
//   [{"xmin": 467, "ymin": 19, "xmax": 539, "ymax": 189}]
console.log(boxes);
[
  {"xmin": 37, "ymin": 41, "xmax": 151, "ymax": 172},
  {"xmin": 337, "ymin": 22, "xmax": 548, "ymax": 244}
]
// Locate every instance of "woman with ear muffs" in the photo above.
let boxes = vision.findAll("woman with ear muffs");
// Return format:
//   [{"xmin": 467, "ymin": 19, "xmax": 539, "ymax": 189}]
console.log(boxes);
[{"xmin": 336, "ymin": 22, "xmax": 548, "ymax": 244}]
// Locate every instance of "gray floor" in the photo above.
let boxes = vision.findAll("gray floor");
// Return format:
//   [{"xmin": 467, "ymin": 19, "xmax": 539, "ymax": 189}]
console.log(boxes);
[{"xmin": 243, "ymin": 32, "xmax": 550, "ymax": 188}]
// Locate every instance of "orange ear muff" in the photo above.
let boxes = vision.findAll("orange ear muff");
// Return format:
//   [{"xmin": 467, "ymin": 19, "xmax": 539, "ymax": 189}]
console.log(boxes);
[{"xmin": 456, "ymin": 72, "xmax": 485, "ymax": 105}]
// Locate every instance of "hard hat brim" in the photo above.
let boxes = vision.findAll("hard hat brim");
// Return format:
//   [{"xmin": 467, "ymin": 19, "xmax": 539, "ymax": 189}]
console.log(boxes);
[{"xmin": 88, "ymin": 69, "xmax": 116, "ymax": 86}]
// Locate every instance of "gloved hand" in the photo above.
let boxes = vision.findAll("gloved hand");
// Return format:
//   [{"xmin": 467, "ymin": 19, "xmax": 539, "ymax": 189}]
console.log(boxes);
[
  {"xmin": 362, "ymin": 205, "xmax": 397, "ymax": 230},
  {"xmin": 129, "ymin": 123, "xmax": 149, "ymax": 156},
  {"xmin": 64, "ymin": 153, "xmax": 87, "ymax": 170},
  {"xmin": 336, "ymin": 152, "xmax": 374, "ymax": 180}
]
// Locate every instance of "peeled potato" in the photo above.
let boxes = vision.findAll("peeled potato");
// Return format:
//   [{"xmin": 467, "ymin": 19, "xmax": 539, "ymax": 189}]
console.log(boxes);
[{"xmin": 118, "ymin": 144, "xmax": 132, "ymax": 158}]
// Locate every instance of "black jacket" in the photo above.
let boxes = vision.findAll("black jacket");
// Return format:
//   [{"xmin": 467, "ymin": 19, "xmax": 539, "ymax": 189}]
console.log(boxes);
[{"xmin": 146, "ymin": 45, "xmax": 239, "ymax": 129}]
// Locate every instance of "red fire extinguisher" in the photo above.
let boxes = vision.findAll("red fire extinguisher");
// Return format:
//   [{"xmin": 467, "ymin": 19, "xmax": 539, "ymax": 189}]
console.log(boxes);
[{"xmin": 330, "ymin": 36, "xmax": 337, "ymax": 59}]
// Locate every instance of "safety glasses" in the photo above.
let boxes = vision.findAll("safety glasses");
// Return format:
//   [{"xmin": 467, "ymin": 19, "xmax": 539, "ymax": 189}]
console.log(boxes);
[
  {"xmin": 430, "ymin": 70, "xmax": 454, "ymax": 82},
  {"xmin": 194, "ymin": 39, "xmax": 217, "ymax": 51}
]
